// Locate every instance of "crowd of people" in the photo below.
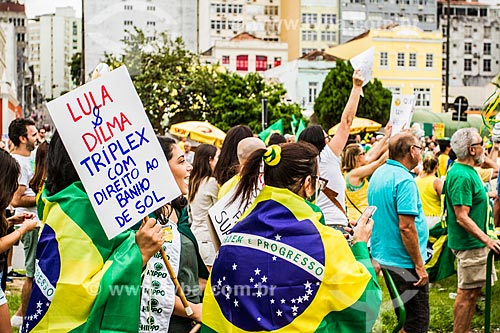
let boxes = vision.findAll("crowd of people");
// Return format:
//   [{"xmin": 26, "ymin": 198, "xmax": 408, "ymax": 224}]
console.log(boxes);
[{"xmin": 0, "ymin": 70, "xmax": 498, "ymax": 333}]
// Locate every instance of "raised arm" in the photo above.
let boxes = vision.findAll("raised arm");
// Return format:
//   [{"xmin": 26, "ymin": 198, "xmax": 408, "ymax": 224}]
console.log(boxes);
[
  {"xmin": 328, "ymin": 70, "xmax": 364, "ymax": 157},
  {"xmin": 365, "ymin": 123, "xmax": 391, "ymax": 163}
]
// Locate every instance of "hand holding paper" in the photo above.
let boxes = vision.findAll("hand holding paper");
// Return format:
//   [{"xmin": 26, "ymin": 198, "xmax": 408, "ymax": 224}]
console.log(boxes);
[{"xmin": 350, "ymin": 47, "xmax": 375, "ymax": 96}]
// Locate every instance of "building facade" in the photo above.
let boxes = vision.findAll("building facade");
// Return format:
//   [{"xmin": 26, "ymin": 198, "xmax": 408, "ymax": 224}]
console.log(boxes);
[
  {"xmin": 339, "ymin": 0, "xmax": 437, "ymax": 43},
  {"xmin": 263, "ymin": 50, "xmax": 337, "ymax": 115},
  {"xmin": 28, "ymin": 7, "xmax": 81, "ymax": 99},
  {"xmin": 84, "ymin": 0, "xmax": 197, "ymax": 77},
  {"xmin": 201, "ymin": 32, "xmax": 288, "ymax": 74},
  {"xmin": 328, "ymin": 25, "xmax": 443, "ymax": 112},
  {"xmin": 438, "ymin": 0, "xmax": 500, "ymax": 87},
  {"xmin": 198, "ymin": 0, "xmax": 281, "ymax": 53},
  {"xmin": 0, "ymin": 1, "xmax": 27, "ymax": 115},
  {"xmin": 280, "ymin": 0, "xmax": 340, "ymax": 61}
]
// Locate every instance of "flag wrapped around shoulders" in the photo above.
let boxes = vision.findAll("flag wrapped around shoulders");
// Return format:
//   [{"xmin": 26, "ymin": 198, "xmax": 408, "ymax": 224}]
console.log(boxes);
[
  {"xmin": 23, "ymin": 181, "xmax": 144, "ymax": 333},
  {"xmin": 202, "ymin": 185, "xmax": 381, "ymax": 333}
]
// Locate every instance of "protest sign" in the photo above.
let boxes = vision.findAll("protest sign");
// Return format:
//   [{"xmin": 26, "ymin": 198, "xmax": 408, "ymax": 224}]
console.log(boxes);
[
  {"xmin": 208, "ymin": 176, "xmax": 263, "ymax": 243},
  {"xmin": 350, "ymin": 47, "xmax": 374, "ymax": 96},
  {"xmin": 389, "ymin": 94, "xmax": 416, "ymax": 136},
  {"xmin": 47, "ymin": 66, "xmax": 180, "ymax": 239}
]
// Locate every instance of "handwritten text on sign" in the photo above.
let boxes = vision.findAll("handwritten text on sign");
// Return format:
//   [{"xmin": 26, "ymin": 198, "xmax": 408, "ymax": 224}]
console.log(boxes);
[
  {"xmin": 47, "ymin": 66, "xmax": 180, "ymax": 239},
  {"xmin": 389, "ymin": 94, "xmax": 416, "ymax": 136}
]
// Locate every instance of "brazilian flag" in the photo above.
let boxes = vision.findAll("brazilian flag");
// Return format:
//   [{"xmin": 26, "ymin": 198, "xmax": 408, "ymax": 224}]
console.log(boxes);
[
  {"xmin": 202, "ymin": 186, "xmax": 381, "ymax": 333},
  {"xmin": 24, "ymin": 181, "xmax": 144, "ymax": 333},
  {"xmin": 258, "ymin": 119, "xmax": 284, "ymax": 145},
  {"xmin": 425, "ymin": 221, "xmax": 456, "ymax": 283}
]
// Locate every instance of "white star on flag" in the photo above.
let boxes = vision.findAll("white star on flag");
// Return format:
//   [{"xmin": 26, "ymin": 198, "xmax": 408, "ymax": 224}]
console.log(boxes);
[
  {"xmin": 254, "ymin": 267, "xmax": 261, "ymax": 275},
  {"xmin": 298, "ymin": 296, "xmax": 303, "ymax": 303},
  {"xmin": 261, "ymin": 275, "xmax": 268, "ymax": 283},
  {"xmin": 306, "ymin": 289, "xmax": 313, "ymax": 295},
  {"xmin": 234, "ymin": 299, "xmax": 239, "ymax": 307},
  {"xmin": 276, "ymin": 309, "xmax": 283, "ymax": 317},
  {"xmin": 272, "ymin": 256, "xmax": 277, "ymax": 261},
  {"xmin": 254, "ymin": 283, "xmax": 259, "ymax": 288},
  {"xmin": 36, "ymin": 301, "xmax": 42, "ymax": 308},
  {"xmin": 232, "ymin": 263, "xmax": 237, "ymax": 270},
  {"xmin": 257, "ymin": 317, "xmax": 262, "ymax": 321},
  {"xmin": 33, "ymin": 314, "xmax": 38, "ymax": 319},
  {"xmin": 217, "ymin": 279, "xmax": 222, "ymax": 286},
  {"xmin": 225, "ymin": 293, "xmax": 230, "ymax": 300},
  {"xmin": 256, "ymin": 290, "xmax": 262, "ymax": 297},
  {"xmin": 303, "ymin": 295, "xmax": 310, "ymax": 301},
  {"xmin": 270, "ymin": 299, "xmax": 275, "ymax": 304},
  {"xmin": 291, "ymin": 305, "xmax": 299, "ymax": 312},
  {"xmin": 291, "ymin": 298, "xmax": 296, "ymax": 304},
  {"xmin": 281, "ymin": 299, "xmax": 286, "ymax": 304},
  {"xmin": 275, "ymin": 234, "xmax": 281, "ymax": 241},
  {"xmin": 249, "ymin": 277, "xmax": 254, "ymax": 283},
  {"xmin": 304, "ymin": 281, "xmax": 312, "ymax": 289},
  {"xmin": 36, "ymin": 309, "xmax": 42, "ymax": 315}
]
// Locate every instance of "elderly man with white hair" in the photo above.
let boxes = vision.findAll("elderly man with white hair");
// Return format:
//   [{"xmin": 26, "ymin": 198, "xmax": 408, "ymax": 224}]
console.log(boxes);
[{"xmin": 444, "ymin": 127, "xmax": 500, "ymax": 333}]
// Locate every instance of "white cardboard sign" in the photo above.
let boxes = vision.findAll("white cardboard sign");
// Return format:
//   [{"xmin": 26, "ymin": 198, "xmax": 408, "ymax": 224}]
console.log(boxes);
[
  {"xmin": 47, "ymin": 66, "xmax": 180, "ymax": 239},
  {"xmin": 389, "ymin": 94, "xmax": 416, "ymax": 136},
  {"xmin": 350, "ymin": 47, "xmax": 375, "ymax": 89}
]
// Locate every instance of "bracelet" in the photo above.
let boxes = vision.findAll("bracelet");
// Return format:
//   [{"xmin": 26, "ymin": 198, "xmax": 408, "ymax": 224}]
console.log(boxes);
[{"xmin": 15, "ymin": 229, "xmax": 23, "ymax": 239}]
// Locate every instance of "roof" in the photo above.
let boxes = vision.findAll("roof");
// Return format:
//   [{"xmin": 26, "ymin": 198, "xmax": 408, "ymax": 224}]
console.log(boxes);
[
  {"xmin": 299, "ymin": 50, "xmax": 337, "ymax": 61},
  {"xmin": 437, "ymin": 0, "xmax": 489, "ymax": 5},
  {"xmin": 0, "ymin": 2, "xmax": 25, "ymax": 13},
  {"xmin": 230, "ymin": 32, "xmax": 262, "ymax": 41}
]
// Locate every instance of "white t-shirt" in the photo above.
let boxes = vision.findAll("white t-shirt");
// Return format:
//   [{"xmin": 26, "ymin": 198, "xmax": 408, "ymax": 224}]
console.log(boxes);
[
  {"xmin": 12, "ymin": 153, "xmax": 38, "ymax": 218},
  {"xmin": 315, "ymin": 145, "xmax": 348, "ymax": 226}
]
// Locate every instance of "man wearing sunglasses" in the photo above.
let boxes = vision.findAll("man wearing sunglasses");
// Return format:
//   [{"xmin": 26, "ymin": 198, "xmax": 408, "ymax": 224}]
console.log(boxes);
[
  {"xmin": 368, "ymin": 132, "xmax": 429, "ymax": 333},
  {"xmin": 444, "ymin": 127, "xmax": 500, "ymax": 333}
]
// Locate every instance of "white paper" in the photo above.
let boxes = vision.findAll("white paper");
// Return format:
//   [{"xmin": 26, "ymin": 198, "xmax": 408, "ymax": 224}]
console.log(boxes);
[
  {"xmin": 389, "ymin": 94, "xmax": 416, "ymax": 136},
  {"xmin": 47, "ymin": 66, "xmax": 180, "ymax": 239},
  {"xmin": 350, "ymin": 47, "xmax": 375, "ymax": 88}
]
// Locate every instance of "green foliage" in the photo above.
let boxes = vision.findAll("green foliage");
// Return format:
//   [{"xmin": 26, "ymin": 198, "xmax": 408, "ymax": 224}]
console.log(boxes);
[
  {"xmin": 314, "ymin": 60, "xmax": 392, "ymax": 130},
  {"xmin": 103, "ymin": 28, "xmax": 304, "ymax": 135},
  {"xmin": 70, "ymin": 52, "xmax": 82, "ymax": 86}
]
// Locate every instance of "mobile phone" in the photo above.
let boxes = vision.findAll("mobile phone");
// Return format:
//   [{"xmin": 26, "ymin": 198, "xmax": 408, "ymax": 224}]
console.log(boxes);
[{"xmin": 357, "ymin": 206, "xmax": 377, "ymax": 225}]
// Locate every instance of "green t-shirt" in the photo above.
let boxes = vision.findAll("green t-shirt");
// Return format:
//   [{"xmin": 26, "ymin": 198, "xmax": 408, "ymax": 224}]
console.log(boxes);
[{"xmin": 445, "ymin": 162, "xmax": 488, "ymax": 250}]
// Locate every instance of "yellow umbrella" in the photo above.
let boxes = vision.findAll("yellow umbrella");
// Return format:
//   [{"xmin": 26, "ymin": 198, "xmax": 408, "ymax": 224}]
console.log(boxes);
[
  {"xmin": 325, "ymin": 32, "xmax": 373, "ymax": 60},
  {"xmin": 328, "ymin": 117, "xmax": 382, "ymax": 135},
  {"xmin": 169, "ymin": 121, "xmax": 226, "ymax": 148}
]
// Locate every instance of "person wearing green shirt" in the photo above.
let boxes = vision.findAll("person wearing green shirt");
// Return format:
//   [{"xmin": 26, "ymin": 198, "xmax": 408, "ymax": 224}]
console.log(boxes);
[{"xmin": 444, "ymin": 127, "xmax": 500, "ymax": 333}]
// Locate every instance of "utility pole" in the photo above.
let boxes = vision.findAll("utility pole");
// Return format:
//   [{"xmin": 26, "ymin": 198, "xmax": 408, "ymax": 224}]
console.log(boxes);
[
  {"xmin": 444, "ymin": 0, "xmax": 450, "ymax": 113},
  {"xmin": 80, "ymin": 0, "xmax": 85, "ymax": 85}
]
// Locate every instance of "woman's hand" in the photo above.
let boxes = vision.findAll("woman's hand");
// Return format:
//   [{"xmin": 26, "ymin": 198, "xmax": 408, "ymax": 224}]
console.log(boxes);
[
  {"xmin": 135, "ymin": 217, "xmax": 163, "ymax": 265},
  {"xmin": 351, "ymin": 214, "xmax": 373, "ymax": 244},
  {"xmin": 352, "ymin": 70, "xmax": 364, "ymax": 88},
  {"xmin": 8, "ymin": 213, "xmax": 35, "ymax": 225},
  {"xmin": 19, "ymin": 219, "xmax": 38, "ymax": 235}
]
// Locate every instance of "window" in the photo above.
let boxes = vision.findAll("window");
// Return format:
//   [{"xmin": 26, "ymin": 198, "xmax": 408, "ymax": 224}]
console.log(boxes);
[
  {"xmin": 464, "ymin": 58, "xmax": 472, "ymax": 71},
  {"xmin": 464, "ymin": 43, "xmax": 472, "ymax": 54},
  {"xmin": 147, "ymin": 6, "xmax": 156, "ymax": 11},
  {"xmin": 301, "ymin": 48, "xmax": 315, "ymax": 56},
  {"xmin": 124, "ymin": 5, "xmax": 133, "ymax": 10},
  {"xmin": 301, "ymin": 30, "xmax": 317, "ymax": 41},
  {"xmin": 211, "ymin": 20, "xmax": 226, "ymax": 30},
  {"xmin": 308, "ymin": 82, "xmax": 318, "ymax": 103},
  {"xmin": 274, "ymin": 57, "xmax": 282, "ymax": 67},
  {"xmin": 464, "ymin": 25, "xmax": 472, "ymax": 38},
  {"xmin": 321, "ymin": 31, "xmax": 336, "ymax": 42},
  {"xmin": 442, "ymin": 58, "xmax": 446, "ymax": 71},
  {"xmin": 124, "ymin": 20, "xmax": 133, "ymax": 26},
  {"xmin": 388, "ymin": 87, "xmax": 401, "ymax": 95},
  {"xmin": 485, "ymin": 26, "xmax": 491, "ymax": 38},
  {"xmin": 146, "ymin": 36, "xmax": 155, "ymax": 42},
  {"xmin": 441, "ymin": 25, "xmax": 447, "ymax": 37},
  {"xmin": 484, "ymin": 59, "xmax": 491, "ymax": 72},
  {"xmin": 236, "ymin": 55, "xmax": 248, "ymax": 71},
  {"xmin": 321, "ymin": 14, "xmax": 336, "ymax": 24},
  {"xmin": 301, "ymin": 13, "xmax": 318, "ymax": 24},
  {"xmin": 413, "ymin": 88, "xmax": 431, "ymax": 107},
  {"xmin": 256, "ymin": 55, "xmax": 268, "ymax": 72},
  {"xmin": 397, "ymin": 53, "xmax": 405, "ymax": 67},
  {"xmin": 222, "ymin": 55, "xmax": 230, "ymax": 65},
  {"xmin": 484, "ymin": 43, "xmax": 491, "ymax": 55},
  {"xmin": 264, "ymin": 5, "xmax": 279, "ymax": 15},
  {"xmin": 147, "ymin": 21, "xmax": 156, "ymax": 26},
  {"xmin": 380, "ymin": 52, "xmax": 388, "ymax": 66},
  {"xmin": 425, "ymin": 54, "xmax": 433, "ymax": 68},
  {"xmin": 409, "ymin": 53, "xmax": 417, "ymax": 67}
]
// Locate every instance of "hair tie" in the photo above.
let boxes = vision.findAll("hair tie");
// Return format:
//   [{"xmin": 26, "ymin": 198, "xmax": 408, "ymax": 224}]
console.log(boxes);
[{"xmin": 263, "ymin": 145, "xmax": 282, "ymax": 167}]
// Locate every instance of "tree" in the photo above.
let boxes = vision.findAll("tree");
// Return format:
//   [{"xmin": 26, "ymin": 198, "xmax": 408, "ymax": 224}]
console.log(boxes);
[
  {"xmin": 314, "ymin": 60, "xmax": 392, "ymax": 129},
  {"xmin": 103, "ymin": 29, "xmax": 304, "ymax": 135},
  {"xmin": 70, "ymin": 52, "xmax": 82, "ymax": 86}
]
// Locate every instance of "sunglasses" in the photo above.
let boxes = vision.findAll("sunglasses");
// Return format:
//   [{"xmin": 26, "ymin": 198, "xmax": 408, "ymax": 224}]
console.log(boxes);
[
  {"xmin": 470, "ymin": 140, "xmax": 483, "ymax": 147},
  {"xmin": 312, "ymin": 175, "xmax": 328, "ymax": 192}
]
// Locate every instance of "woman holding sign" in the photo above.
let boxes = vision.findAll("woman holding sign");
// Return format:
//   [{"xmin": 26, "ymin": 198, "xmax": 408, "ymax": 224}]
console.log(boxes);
[
  {"xmin": 140, "ymin": 137, "xmax": 209, "ymax": 333},
  {"xmin": 23, "ymin": 132, "xmax": 164, "ymax": 333},
  {"xmin": 202, "ymin": 143, "xmax": 381, "ymax": 333}
]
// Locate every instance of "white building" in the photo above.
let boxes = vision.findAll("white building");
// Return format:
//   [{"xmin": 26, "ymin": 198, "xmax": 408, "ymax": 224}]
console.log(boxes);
[
  {"xmin": 28, "ymin": 7, "xmax": 81, "ymax": 99},
  {"xmin": 198, "ymin": 0, "xmax": 280, "ymax": 53},
  {"xmin": 263, "ymin": 51, "xmax": 337, "ymax": 115},
  {"xmin": 201, "ymin": 32, "xmax": 288, "ymax": 74},
  {"xmin": 84, "ymin": 0, "xmax": 197, "ymax": 76}
]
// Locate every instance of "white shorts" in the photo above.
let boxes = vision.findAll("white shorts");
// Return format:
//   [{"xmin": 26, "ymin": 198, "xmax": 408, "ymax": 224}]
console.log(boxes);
[{"xmin": 0, "ymin": 272, "xmax": 6, "ymax": 306}]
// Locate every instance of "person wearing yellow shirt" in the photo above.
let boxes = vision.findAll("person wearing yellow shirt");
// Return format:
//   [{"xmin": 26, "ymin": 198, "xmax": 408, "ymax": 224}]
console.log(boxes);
[{"xmin": 416, "ymin": 156, "xmax": 443, "ymax": 228}]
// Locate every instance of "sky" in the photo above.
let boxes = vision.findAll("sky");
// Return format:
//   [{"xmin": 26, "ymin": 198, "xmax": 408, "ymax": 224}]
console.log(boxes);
[{"xmin": 23, "ymin": 0, "xmax": 81, "ymax": 18}]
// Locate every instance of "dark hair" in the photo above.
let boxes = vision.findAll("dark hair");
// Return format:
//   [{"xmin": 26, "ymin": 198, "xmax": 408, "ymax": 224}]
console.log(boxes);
[
  {"xmin": 30, "ymin": 141, "xmax": 50, "ymax": 193},
  {"xmin": 298, "ymin": 125, "xmax": 326, "ymax": 154},
  {"xmin": 188, "ymin": 144, "xmax": 217, "ymax": 203},
  {"xmin": 389, "ymin": 133, "xmax": 418, "ymax": 161},
  {"xmin": 268, "ymin": 133, "xmax": 286, "ymax": 146},
  {"xmin": 156, "ymin": 137, "xmax": 186, "ymax": 216},
  {"xmin": 422, "ymin": 156, "xmax": 439, "ymax": 174},
  {"xmin": 214, "ymin": 125, "xmax": 253, "ymax": 186},
  {"xmin": 8, "ymin": 118, "xmax": 36, "ymax": 147},
  {"xmin": 45, "ymin": 131, "xmax": 80, "ymax": 195},
  {"xmin": 437, "ymin": 139, "xmax": 451, "ymax": 155},
  {"xmin": 0, "ymin": 149, "xmax": 20, "ymax": 236},
  {"xmin": 232, "ymin": 142, "xmax": 319, "ymax": 208}
]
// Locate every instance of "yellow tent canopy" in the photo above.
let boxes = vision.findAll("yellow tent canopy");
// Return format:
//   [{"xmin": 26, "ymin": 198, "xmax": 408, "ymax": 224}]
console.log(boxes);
[
  {"xmin": 328, "ymin": 117, "xmax": 382, "ymax": 135},
  {"xmin": 169, "ymin": 121, "xmax": 226, "ymax": 148},
  {"xmin": 325, "ymin": 31, "xmax": 373, "ymax": 60}
]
